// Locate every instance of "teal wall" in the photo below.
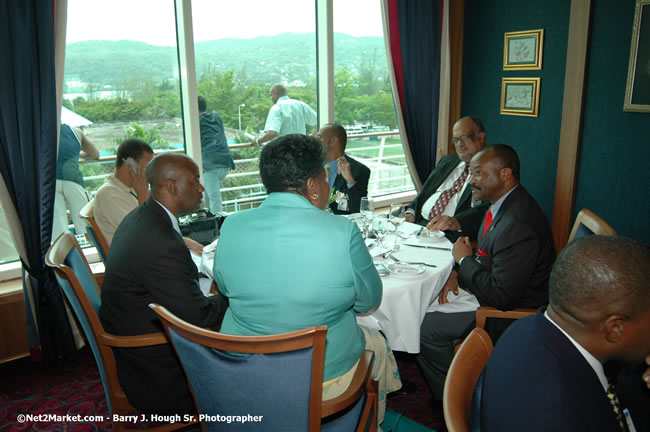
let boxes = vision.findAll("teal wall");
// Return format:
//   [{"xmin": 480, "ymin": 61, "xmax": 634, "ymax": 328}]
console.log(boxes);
[
  {"xmin": 461, "ymin": 0, "xmax": 650, "ymax": 244},
  {"xmin": 461, "ymin": 0, "xmax": 570, "ymax": 223},
  {"xmin": 576, "ymin": 0, "xmax": 650, "ymax": 243}
]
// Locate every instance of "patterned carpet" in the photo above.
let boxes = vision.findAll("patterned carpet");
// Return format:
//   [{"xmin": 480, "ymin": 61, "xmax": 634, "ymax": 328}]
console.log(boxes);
[{"xmin": 0, "ymin": 347, "xmax": 444, "ymax": 431}]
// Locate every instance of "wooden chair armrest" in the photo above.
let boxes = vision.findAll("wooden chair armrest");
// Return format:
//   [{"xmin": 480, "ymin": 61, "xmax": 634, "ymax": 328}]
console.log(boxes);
[
  {"xmin": 321, "ymin": 350, "xmax": 374, "ymax": 418},
  {"xmin": 475, "ymin": 306, "xmax": 537, "ymax": 329},
  {"xmin": 99, "ymin": 331, "xmax": 169, "ymax": 348}
]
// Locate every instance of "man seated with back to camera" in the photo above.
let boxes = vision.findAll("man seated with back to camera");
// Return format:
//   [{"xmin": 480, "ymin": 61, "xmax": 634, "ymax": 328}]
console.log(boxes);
[
  {"xmin": 403, "ymin": 116, "xmax": 489, "ymax": 241},
  {"xmin": 480, "ymin": 235, "xmax": 650, "ymax": 432},
  {"xmin": 318, "ymin": 123, "xmax": 371, "ymax": 215},
  {"xmin": 417, "ymin": 144, "xmax": 556, "ymax": 406},
  {"xmin": 99, "ymin": 153, "xmax": 228, "ymax": 415}
]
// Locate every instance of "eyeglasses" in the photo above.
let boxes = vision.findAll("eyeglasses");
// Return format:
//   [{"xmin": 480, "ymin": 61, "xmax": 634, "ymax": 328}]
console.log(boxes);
[{"xmin": 452, "ymin": 131, "xmax": 480, "ymax": 145}]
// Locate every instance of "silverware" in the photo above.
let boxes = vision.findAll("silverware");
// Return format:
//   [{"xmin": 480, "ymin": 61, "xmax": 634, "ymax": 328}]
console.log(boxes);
[
  {"xmin": 403, "ymin": 244, "xmax": 451, "ymax": 251},
  {"xmin": 416, "ymin": 227, "xmax": 424, "ymax": 238},
  {"xmin": 389, "ymin": 253, "xmax": 437, "ymax": 267}
]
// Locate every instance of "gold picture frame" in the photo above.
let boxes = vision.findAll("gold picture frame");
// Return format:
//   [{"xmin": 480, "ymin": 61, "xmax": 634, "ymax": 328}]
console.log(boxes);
[
  {"xmin": 624, "ymin": 0, "xmax": 650, "ymax": 112},
  {"xmin": 500, "ymin": 78, "xmax": 541, "ymax": 117},
  {"xmin": 503, "ymin": 29, "xmax": 544, "ymax": 70}
]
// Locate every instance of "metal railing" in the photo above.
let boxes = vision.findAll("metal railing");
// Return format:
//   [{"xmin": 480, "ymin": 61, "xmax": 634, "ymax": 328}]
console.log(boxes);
[{"xmin": 80, "ymin": 130, "xmax": 415, "ymax": 213}]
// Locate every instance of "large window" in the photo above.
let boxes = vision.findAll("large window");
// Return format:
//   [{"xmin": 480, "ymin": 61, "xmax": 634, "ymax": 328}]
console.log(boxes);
[
  {"xmin": 64, "ymin": 0, "xmax": 184, "ymax": 193},
  {"xmin": 0, "ymin": 0, "xmax": 415, "ymax": 271},
  {"xmin": 191, "ymin": 0, "xmax": 318, "ymax": 212},
  {"xmin": 333, "ymin": 0, "xmax": 414, "ymax": 198}
]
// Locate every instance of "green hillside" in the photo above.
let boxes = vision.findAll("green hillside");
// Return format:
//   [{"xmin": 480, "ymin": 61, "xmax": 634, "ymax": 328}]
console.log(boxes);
[{"xmin": 64, "ymin": 33, "xmax": 387, "ymax": 88}]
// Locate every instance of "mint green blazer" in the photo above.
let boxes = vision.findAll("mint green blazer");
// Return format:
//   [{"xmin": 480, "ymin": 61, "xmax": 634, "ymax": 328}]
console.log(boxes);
[{"xmin": 214, "ymin": 192, "xmax": 382, "ymax": 380}]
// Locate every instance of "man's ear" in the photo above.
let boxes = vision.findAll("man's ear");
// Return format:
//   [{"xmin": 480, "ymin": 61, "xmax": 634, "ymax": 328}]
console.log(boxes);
[
  {"xmin": 499, "ymin": 167, "xmax": 512, "ymax": 182},
  {"xmin": 603, "ymin": 314, "xmax": 627, "ymax": 343},
  {"xmin": 166, "ymin": 179, "xmax": 177, "ymax": 196}
]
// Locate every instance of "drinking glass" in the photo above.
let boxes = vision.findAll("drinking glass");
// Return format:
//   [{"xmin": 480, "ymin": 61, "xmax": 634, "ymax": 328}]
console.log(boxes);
[
  {"xmin": 360, "ymin": 197, "xmax": 374, "ymax": 221},
  {"xmin": 389, "ymin": 203, "xmax": 405, "ymax": 230},
  {"xmin": 372, "ymin": 215, "xmax": 390, "ymax": 247}
]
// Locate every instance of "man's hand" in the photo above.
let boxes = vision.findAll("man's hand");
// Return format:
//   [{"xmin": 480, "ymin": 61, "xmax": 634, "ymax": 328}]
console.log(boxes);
[
  {"xmin": 337, "ymin": 156, "xmax": 355, "ymax": 185},
  {"xmin": 439, "ymin": 270, "xmax": 459, "ymax": 304},
  {"xmin": 404, "ymin": 213, "xmax": 415, "ymax": 223},
  {"xmin": 183, "ymin": 237, "xmax": 204, "ymax": 256},
  {"xmin": 132, "ymin": 161, "xmax": 150, "ymax": 204},
  {"xmin": 452, "ymin": 236, "xmax": 473, "ymax": 264},
  {"xmin": 643, "ymin": 354, "xmax": 650, "ymax": 389},
  {"xmin": 427, "ymin": 215, "xmax": 461, "ymax": 232}
]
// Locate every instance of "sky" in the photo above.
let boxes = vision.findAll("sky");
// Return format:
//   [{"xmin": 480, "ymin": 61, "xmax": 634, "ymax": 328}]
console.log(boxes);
[{"xmin": 66, "ymin": 0, "xmax": 384, "ymax": 46}]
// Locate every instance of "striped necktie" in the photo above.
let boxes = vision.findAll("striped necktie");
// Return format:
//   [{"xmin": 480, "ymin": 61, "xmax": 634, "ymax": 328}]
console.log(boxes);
[
  {"xmin": 607, "ymin": 383, "xmax": 626, "ymax": 431},
  {"xmin": 428, "ymin": 164, "xmax": 470, "ymax": 219}
]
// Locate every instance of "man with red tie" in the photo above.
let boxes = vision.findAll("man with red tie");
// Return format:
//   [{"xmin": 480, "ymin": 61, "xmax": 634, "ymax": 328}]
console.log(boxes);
[
  {"xmin": 417, "ymin": 144, "xmax": 555, "ymax": 405},
  {"xmin": 403, "ymin": 116, "xmax": 489, "ymax": 241}
]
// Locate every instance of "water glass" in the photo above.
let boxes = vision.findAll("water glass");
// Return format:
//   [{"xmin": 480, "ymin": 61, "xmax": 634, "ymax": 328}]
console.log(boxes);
[
  {"xmin": 360, "ymin": 197, "xmax": 374, "ymax": 221},
  {"xmin": 389, "ymin": 203, "xmax": 405, "ymax": 229}
]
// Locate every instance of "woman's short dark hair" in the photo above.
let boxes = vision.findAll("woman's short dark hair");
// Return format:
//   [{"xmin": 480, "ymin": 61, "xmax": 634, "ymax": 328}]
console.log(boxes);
[{"xmin": 259, "ymin": 134, "xmax": 325, "ymax": 194}]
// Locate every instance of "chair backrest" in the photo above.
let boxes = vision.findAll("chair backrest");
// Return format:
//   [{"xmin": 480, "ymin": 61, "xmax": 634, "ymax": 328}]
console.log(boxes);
[
  {"xmin": 150, "ymin": 303, "xmax": 333, "ymax": 432},
  {"xmin": 45, "ymin": 232, "xmax": 116, "ymax": 413},
  {"xmin": 443, "ymin": 327, "xmax": 493, "ymax": 432},
  {"xmin": 80, "ymin": 199, "xmax": 109, "ymax": 263},
  {"xmin": 568, "ymin": 208, "xmax": 617, "ymax": 242}
]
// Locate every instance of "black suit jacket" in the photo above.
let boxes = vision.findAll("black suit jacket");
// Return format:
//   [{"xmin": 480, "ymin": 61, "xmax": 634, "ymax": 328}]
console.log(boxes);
[
  {"xmin": 329, "ymin": 154, "xmax": 370, "ymax": 215},
  {"xmin": 481, "ymin": 309, "xmax": 625, "ymax": 431},
  {"xmin": 407, "ymin": 153, "xmax": 488, "ymax": 239},
  {"xmin": 458, "ymin": 185, "xmax": 555, "ymax": 311},
  {"xmin": 99, "ymin": 197, "xmax": 227, "ymax": 414}
]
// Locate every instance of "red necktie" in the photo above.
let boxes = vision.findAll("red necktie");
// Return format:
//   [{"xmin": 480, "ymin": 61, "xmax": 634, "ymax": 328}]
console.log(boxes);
[
  {"xmin": 482, "ymin": 208, "xmax": 493, "ymax": 237},
  {"xmin": 429, "ymin": 164, "xmax": 470, "ymax": 219}
]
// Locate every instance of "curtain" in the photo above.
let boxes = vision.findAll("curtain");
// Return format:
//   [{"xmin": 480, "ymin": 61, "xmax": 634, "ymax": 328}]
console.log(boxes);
[
  {"xmin": 0, "ymin": 0, "xmax": 75, "ymax": 364},
  {"xmin": 381, "ymin": 0, "xmax": 447, "ymax": 189}
]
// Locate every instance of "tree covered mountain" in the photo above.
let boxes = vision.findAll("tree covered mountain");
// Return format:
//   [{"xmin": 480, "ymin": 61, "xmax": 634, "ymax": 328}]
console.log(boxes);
[{"xmin": 64, "ymin": 33, "xmax": 388, "ymax": 89}]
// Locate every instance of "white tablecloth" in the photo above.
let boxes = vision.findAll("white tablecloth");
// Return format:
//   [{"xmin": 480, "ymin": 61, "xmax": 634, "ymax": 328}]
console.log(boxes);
[
  {"xmin": 356, "ymin": 222, "xmax": 454, "ymax": 353},
  {"xmin": 196, "ymin": 221, "xmax": 455, "ymax": 353}
]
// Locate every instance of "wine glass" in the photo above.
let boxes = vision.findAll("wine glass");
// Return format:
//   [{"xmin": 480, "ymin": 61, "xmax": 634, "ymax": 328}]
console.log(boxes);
[
  {"xmin": 372, "ymin": 215, "xmax": 390, "ymax": 247},
  {"xmin": 389, "ymin": 203, "xmax": 405, "ymax": 229},
  {"xmin": 360, "ymin": 197, "xmax": 374, "ymax": 221}
]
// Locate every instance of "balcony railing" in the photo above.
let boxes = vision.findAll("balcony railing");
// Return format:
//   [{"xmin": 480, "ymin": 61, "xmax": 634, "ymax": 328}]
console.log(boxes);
[{"xmin": 80, "ymin": 130, "xmax": 414, "ymax": 213}]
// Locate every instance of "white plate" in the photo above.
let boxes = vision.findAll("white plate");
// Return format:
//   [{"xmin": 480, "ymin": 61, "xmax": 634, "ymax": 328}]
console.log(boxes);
[
  {"xmin": 417, "ymin": 230, "xmax": 445, "ymax": 240},
  {"xmin": 386, "ymin": 262, "xmax": 425, "ymax": 276}
]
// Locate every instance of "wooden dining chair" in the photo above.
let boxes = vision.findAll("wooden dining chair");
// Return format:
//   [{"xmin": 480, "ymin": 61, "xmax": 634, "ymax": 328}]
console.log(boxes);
[
  {"xmin": 46, "ymin": 232, "xmax": 193, "ymax": 432},
  {"xmin": 80, "ymin": 199, "xmax": 110, "ymax": 263},
  {"xmin": 471, "ymin": 208, "xmax": 618, "ymax": 335},
  {"xmin": 150, "ymin": 303, "xmax": 378, "ymax": 432},
  {"xmin": 443, "ymin": 327, "xmax": 493, "ymax": 432},
  {"xmin": 568, "ymin": 208, "xmax": 617, "ymax": 242}
]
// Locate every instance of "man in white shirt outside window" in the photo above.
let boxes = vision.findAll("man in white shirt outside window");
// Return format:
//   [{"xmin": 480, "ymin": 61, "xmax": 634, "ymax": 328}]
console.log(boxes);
[{"xmin": 251, "ymin": 83, "xmax": 317, "ymax": 146}]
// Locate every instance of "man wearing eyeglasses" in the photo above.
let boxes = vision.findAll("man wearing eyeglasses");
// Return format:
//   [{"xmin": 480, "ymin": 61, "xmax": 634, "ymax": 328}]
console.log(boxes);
[{"xmin": 404, "ymin": 116, "xmax": 489, "ymax": 240}]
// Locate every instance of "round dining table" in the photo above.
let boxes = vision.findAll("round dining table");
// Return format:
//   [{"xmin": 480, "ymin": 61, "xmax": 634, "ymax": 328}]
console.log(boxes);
[{"xmin": 355, "ymin": 221, "xmax": 454, "ymax": 353}]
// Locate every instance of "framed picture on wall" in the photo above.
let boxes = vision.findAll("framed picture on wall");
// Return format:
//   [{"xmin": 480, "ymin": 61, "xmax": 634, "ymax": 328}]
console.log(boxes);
[
  {"xmin": 503, "ymin": 29, "xmax": 544, "ymax": 70},
  {"xmin": 624, "ymin": 0, "xmax": 650, "ymax": 112},
  {"xmin": 500, "ymin": 78, "xmax": 541, "ymax": 117}
]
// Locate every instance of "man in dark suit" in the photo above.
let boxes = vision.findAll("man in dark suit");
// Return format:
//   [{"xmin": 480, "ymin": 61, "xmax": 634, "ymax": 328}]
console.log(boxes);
[
  {"xmin": 99, "ymin": 153, "xmax": 228, "ymax": 415},
  {"xmin": 318, "ymin": 123, "xmax": 371, "ymax": 215},
  {"xmin": 480, "ymin": 236, "xmax": 650, "ymax": 432},
  {"xmin": 404, "ymin": 117, "xmax": 489, "ymax": 240},
  {"xmin": 417, "ymin": 144, "xmax": 555, "ymax": 403}
]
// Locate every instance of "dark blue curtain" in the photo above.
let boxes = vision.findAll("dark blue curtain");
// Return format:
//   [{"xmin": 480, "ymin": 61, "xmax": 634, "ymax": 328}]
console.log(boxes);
[
  {"xmin": 393, "ymin": 0, "xmax": 442, "ymax": 182},
  {"xmin": 0, "ymin": 1, "xmax": 75, "ymax": 363}
]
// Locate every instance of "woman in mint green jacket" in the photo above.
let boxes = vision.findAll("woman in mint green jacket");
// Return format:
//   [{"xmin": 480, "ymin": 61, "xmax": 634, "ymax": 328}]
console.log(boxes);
[{"xmin": 213, "ymin": 134, "xmax": 401, "ymax": 424}]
